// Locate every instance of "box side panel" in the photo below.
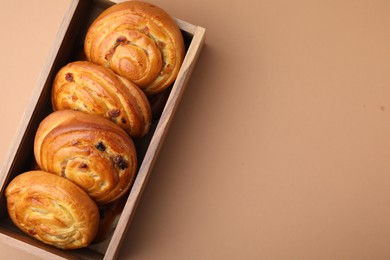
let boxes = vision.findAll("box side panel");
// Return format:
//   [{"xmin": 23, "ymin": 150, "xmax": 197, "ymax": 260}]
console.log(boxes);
[{"xmin": 104, "ymin": 26, "xmax": 205, "ymax": 260}]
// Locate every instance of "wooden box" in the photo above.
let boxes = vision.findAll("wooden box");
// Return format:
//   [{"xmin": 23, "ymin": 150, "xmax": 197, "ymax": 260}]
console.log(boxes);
[{"xmin": 0, "ymin": 0, "xmax": 205, "ymax": 259}]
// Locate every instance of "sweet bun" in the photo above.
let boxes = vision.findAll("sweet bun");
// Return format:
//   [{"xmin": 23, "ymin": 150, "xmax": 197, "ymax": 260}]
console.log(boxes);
[
  {"xmin": 84, "ymin": 0, "xmax": 185, "ymax": 95},
  {"xmin": 52, "ymin": 61, "xmax": 151, "ymax": 138},
  {"xmin": 34, "ymin": 110, "xmax": 137, "ymax": 205},
  {"xmin": 5, "ymin": 170, "xmax": 99, "ymax": 249}
]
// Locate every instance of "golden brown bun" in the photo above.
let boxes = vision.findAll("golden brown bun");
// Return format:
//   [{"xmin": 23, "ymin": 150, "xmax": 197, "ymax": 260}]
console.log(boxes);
[
  {"xmin": 5, "ymin": 170, "xmax": 99, "ymax": 249},
  {"xmin": 34, "ymin": 110, "xmax": 137, "ymax": 205},
  {"xmin": 84, "ymin": 0, "xmax": 185, "ymax": 95},
  {"xmin": 52, "ymin": 61, "xmax": 151, "ymax": 138}
]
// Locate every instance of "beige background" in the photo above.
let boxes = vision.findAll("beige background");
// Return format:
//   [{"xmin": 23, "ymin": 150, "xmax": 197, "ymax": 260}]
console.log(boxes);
[{"xmin": 2, "ymin": 0, "xmax": 390, "ymax": 259}]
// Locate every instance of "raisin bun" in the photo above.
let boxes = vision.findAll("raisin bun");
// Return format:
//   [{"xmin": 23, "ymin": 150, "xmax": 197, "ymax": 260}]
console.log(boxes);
[
  {"xmin": 52, "ymin": 61, "xmax": 151, "ymax": 138},
  {"xmin": 34, "ymin": 110, "xmax": 137, "ymax": 205},
  {"xmin": 5, "ymin": 170, "xmax": 99, "ymax": 249},
  {"xmin": 84, "ymin": 1, "xmax": 185, "ymax": 95}
]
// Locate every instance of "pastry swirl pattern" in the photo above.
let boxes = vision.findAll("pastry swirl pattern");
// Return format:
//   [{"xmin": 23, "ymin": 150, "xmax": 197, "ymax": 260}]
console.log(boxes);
[
  {"xmin": 5, "ymin": 171, "xmax": 99, "ymax": 249},
  {"xmin": 52, "ymin": 61, "xmax": 151, "ymax": 138},
  {"xmin": 34, "ymin": 110, "xmax": 137, "ymax": 205},
  {"xmin": 84, "ymin": 1, "xmax": 185, "ymax": 95}
]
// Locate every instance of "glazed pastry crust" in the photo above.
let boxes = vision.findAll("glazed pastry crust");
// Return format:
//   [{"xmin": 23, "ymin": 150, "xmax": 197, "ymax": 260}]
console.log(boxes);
[
  {"xmin": 5, "ymin": 170, "xmax": 99, "ymax": 249},
  {"xmin": 52, "ymin": 61, "xmax": 151, "ymax": 138},
  {"xmin": 84, "ymin": 0, "xmax": 185, "ymax": 95},
  {"xmin": 34, "ymin": 110, "xmax": 137, "ymax": 205}
]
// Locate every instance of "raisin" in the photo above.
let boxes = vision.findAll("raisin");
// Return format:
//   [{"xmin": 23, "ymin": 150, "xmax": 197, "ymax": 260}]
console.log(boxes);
[
  {"xmin": 95, "ymin": 142, "xmax": 106, "ymax": 151},
  {"xmin": 65, "ymin": 73, "xmax": 74, "ymax": 82},
  {"xmin": 113, "ymin": 155, "xmax": 128, "ymax": 170},
  {"xmin": 109, "ymin": 109, "xmax": 120, "ymax": 118},
  {"xmin": 79, "ymin": 163, "xmax": 88, "ymax": 169},
  {"xmin": 116, "ymin": 36, "xmax": 127, "ymax": 44}
]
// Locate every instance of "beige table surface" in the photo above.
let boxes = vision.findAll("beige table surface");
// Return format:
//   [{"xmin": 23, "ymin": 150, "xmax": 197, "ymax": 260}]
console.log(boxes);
[{"xmin": 2, "ymin": 0, "xmax": 390, "ymax": 259}]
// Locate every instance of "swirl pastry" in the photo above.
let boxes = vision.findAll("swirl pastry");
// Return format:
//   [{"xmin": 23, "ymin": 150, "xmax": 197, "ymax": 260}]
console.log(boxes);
[
  {"xmin": 84, "ymin": 1, "xmax": 185, "ymax": 95},
  {"xmin": 34, "ymin": 110, "xmax": 137, "ymax": 205},
  {"xmin": 52, "ymin": 61, "xmax": 151, "ymax": 138},
  {"xmin": 5, "ymin": 170, "xmax": 99, "ymax": 249}
]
